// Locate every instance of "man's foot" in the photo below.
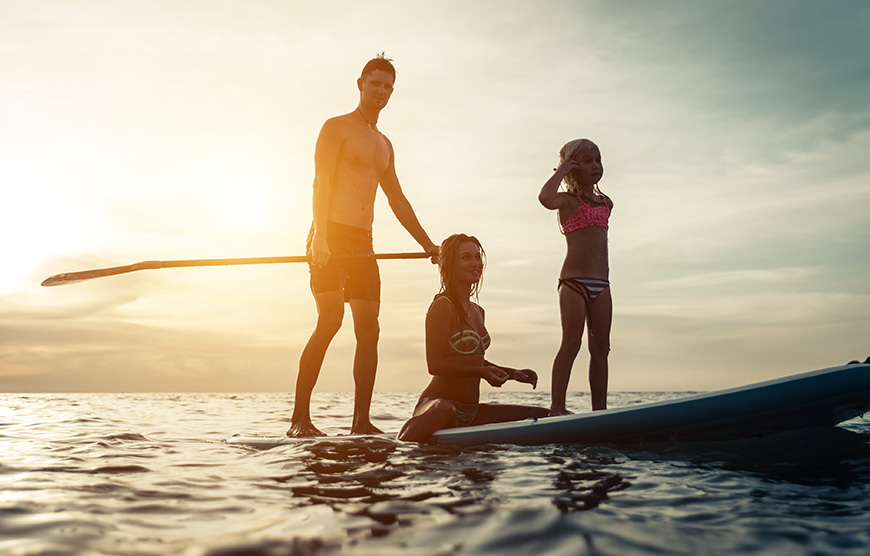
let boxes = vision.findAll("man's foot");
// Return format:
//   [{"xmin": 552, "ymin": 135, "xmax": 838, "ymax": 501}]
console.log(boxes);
[
  {"xmin": 286, "ymin": 421, "xmax": 325, "ymax": 437},
  {"xmin": 350, "ymin": 421, "xmax": 383, "ymax": 435},
  {"xmin": 548, "ymin": 407, "xmax": 574, "ymax": 417}
]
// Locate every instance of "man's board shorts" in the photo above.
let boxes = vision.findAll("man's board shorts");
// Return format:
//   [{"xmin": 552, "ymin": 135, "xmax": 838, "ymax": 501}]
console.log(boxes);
[{"xmin": 307, "ymin": 220, "xmax": 380, "ymax": 303}]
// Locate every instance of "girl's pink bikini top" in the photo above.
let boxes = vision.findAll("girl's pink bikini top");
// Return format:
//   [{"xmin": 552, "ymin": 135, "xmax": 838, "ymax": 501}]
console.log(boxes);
[{"xmin": 560, "ymin": 197, "xmax": 611, "ymax": 234}]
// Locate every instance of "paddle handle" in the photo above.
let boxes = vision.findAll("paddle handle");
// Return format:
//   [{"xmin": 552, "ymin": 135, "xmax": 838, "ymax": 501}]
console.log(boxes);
[{"xmin": 41, "ymin": 252, "xmax": 431, "ymax": 287}]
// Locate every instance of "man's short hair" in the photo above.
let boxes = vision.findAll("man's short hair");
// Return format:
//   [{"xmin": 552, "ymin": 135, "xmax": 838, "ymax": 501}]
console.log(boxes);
[{"xmin": 361, "ymin": 53, "xmax": 396, "ymax": 81}]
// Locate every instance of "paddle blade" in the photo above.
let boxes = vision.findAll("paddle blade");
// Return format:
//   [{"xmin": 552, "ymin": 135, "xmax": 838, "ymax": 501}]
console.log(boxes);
[{"xmin": 41, "ymin": 261, "xmax": 161, "ymax": 287}]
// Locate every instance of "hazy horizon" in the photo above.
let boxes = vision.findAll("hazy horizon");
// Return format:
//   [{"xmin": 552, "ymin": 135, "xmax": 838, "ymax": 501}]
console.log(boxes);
[{"xmin": 3, "ymin": 0, "xmax": 869, "ymax": 395}]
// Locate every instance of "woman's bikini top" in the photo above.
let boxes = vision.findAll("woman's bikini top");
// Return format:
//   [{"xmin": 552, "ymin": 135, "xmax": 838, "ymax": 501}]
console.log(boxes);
[
  {"xmin": 438, "ymin": 295, "xmax": 491, "ymax": 356},
  {"xmin": 447, "ymin": 329, "xmax": 491, "ymax": 356},
  {"xmin": 560, "ymin": 197, "xmax": 611, "ymax": 234}
]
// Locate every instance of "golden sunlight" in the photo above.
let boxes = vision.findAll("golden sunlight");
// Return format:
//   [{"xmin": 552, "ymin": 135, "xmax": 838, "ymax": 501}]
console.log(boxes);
[
  {"xmin": 215, "ymin": 187, "xmax": 266, "ymax": 230},
  {"xmin": 183, "ymin": 157, "xmax": 273, "ymax": 232},
  {"xmin": 0, "ymin": 157, "xmax": 88, "ymax": 293}
]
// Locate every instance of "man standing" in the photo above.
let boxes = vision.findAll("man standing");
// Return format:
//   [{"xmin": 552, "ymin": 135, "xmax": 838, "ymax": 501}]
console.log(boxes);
[{"xmin": 288, "ymin": 55, "xmax": 439, "ymax": 437}]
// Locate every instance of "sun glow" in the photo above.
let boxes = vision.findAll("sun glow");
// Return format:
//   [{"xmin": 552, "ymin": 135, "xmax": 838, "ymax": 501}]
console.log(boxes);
[
  {"xmin": 215, "ymin": 188, "xmax": 265, "ymax": 230},
  {"xmin": 0, "ymin": 155, "xmax": 91, "ymax": 293},
  {"xmin": 182, "ymin": 156, "xmax": 274, "ymax": 232}
]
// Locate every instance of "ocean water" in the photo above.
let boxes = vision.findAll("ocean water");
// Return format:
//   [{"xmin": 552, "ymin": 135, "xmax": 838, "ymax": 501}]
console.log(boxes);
[{"xmin": 2, "ymin": 391, "xmax": 870, "ymax": 556}]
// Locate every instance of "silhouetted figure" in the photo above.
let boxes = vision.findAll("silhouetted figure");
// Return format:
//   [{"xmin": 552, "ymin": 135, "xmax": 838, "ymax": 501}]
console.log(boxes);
[
  {"xmin": 398, "ymin": 234, "xmax": 547, "ymax": 443},
  {"xmin": 288, "ymin": 55, "xmax": 438, "ymax": 437},
  {"xmin": 539, "ymin": 139, "xmax": 613, "ymax": 414}
]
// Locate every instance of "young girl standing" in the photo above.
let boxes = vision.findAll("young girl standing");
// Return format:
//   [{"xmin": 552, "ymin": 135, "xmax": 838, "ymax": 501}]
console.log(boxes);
[{"xmin": 538, "ymin": 139, "xmax": 613, "ymax": 415}]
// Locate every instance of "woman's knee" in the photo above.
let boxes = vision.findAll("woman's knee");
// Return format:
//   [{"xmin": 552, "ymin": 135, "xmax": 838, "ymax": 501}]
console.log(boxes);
[
  {"xmin": 422, "ymin": 399, "xmax": 458, "ymax": 429},
  {"xmin": 399, "ymin": 400, "xmax": 457, "ymax": 441},
  {"xmin": 429, "ymin": 399, "xmax": 457, "ymax": 420}
]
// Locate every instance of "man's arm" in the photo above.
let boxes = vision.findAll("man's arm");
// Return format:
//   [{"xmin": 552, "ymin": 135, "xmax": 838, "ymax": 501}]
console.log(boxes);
[
  {"xmin": 378, "ymin": 138, "xmax": 438, "ymax": 256},
  {"xmin": 309, "ymin": 119, "xmax": 344, "ymax": 267}
]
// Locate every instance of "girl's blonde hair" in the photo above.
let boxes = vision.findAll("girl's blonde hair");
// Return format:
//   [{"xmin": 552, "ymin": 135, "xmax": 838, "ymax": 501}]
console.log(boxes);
[{"xmin": 558, "ymin": 138, "xmax": 605, "ymax": 201}]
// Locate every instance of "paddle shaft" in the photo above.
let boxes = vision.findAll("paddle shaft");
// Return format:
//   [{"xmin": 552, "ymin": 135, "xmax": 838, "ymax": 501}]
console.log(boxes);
[{"xmin": 41, "ymin": 252, "xmax": 431, "ymax": 287}]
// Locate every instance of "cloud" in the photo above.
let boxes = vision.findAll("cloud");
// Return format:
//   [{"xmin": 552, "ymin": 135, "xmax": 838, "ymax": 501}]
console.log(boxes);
[
  {"xmin": 646, "ymin": 268, "xmax": 816, "ymax": 289},
  {"xmin": 3, "ymin": 1, "xmax": 869, "ymax": 394}
]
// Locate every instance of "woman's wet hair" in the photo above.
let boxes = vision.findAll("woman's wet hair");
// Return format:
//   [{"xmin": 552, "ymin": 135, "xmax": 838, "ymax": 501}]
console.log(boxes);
[{"xmin": 437, "ymin": 234, "xmax": 486, "ymax": 318}]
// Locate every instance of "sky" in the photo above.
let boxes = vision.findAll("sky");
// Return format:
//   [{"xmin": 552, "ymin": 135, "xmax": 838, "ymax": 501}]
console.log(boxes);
[{"xmin": 2, "ymin": 0, "xmax": 869, "ymax": 396}]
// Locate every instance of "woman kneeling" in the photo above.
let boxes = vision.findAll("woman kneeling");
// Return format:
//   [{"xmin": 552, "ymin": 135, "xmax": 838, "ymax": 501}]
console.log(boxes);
[{"xmin": 398, "ymin": 234, "xmax": 548, "ymax": 443}]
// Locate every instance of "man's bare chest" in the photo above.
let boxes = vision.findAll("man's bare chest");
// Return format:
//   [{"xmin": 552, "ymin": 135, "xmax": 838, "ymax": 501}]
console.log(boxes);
[{"xmin": 339, "ymin": 131, "xmax": 390, "ymax": 177}]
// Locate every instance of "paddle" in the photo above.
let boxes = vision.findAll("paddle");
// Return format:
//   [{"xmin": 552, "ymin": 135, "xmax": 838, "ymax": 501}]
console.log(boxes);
[{"xmin": 41, "ymin": 252, "xmax": 432, "ymax": 287}]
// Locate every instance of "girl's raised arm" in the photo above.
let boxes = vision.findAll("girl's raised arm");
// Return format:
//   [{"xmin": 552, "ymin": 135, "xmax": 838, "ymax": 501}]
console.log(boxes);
[{"xmin": 538, "ymin": 159, "xmax": 578, "ymax": 210}]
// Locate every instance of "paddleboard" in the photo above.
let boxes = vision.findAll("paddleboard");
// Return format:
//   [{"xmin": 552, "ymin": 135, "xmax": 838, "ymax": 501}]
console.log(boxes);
[
  {"xmin": 432, "ymin": 363, "xmax": 870, "ymax": 446},
  {"xmin": 227, "ymin": 433, "xmax": 394, "ymax": 449},
  {"xmin": 227, "ymin": 363, "xmax": 870, "ymax": 448}
]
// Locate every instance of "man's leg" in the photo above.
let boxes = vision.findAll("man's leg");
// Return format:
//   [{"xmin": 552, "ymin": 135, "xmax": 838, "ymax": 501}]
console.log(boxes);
[
  {"xmin": 348, "ymin": 298, "xmax": 382, "ymax": 434},
  {"xmin": 287, "ymin": 290, "xmax": 345, "ymax": 437}
]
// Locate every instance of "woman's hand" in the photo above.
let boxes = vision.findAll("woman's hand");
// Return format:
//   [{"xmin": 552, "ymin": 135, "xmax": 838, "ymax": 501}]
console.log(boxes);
[
  {"xmin": 509, "ymin": 368, "xmax": 538, "ymax": 389},
  {"xmin": 483, "ymin": 365, "xmax": 538, "ymax": 389},
  {"xmin": 482, "ymin": 367, "xmax": 510, "ymax": 388}
]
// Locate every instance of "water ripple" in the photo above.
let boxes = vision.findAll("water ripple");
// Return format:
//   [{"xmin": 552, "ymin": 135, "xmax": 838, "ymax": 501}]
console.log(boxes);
[{"xmin": 2, "ymin": 392, "xmax": 870, "ymax": 555}]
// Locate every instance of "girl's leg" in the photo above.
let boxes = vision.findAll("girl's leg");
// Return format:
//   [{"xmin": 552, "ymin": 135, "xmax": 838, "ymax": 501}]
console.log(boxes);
[
  {"xmin": 550, "ymin": 285, "xmax": 588, "ymax": 416},
  {"xmin": 473, "ymin": 404, "xmax": 549, "ymax": 426},
  {"xmin": 397, "ymin": 399, "xmax": 459, "ymax": 443},
  {"xmin": 586, "ymin": 287, "xmax": 613, "ymax": 410}
]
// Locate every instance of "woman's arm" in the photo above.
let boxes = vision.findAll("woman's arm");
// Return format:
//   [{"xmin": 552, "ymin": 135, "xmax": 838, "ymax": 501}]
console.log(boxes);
[
  {"xmin": 485, "ymin": 361, "xmax": 538, "ymax": 389},
  {"xmin": 425, "ymin": 298, "xmax": 508, "ymax": 385}
]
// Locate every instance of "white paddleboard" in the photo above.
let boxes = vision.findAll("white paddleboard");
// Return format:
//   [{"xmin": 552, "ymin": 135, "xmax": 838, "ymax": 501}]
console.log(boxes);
[{"xmin": 226, "ymin": 432, "xmax": 395, "ymax": 448}]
